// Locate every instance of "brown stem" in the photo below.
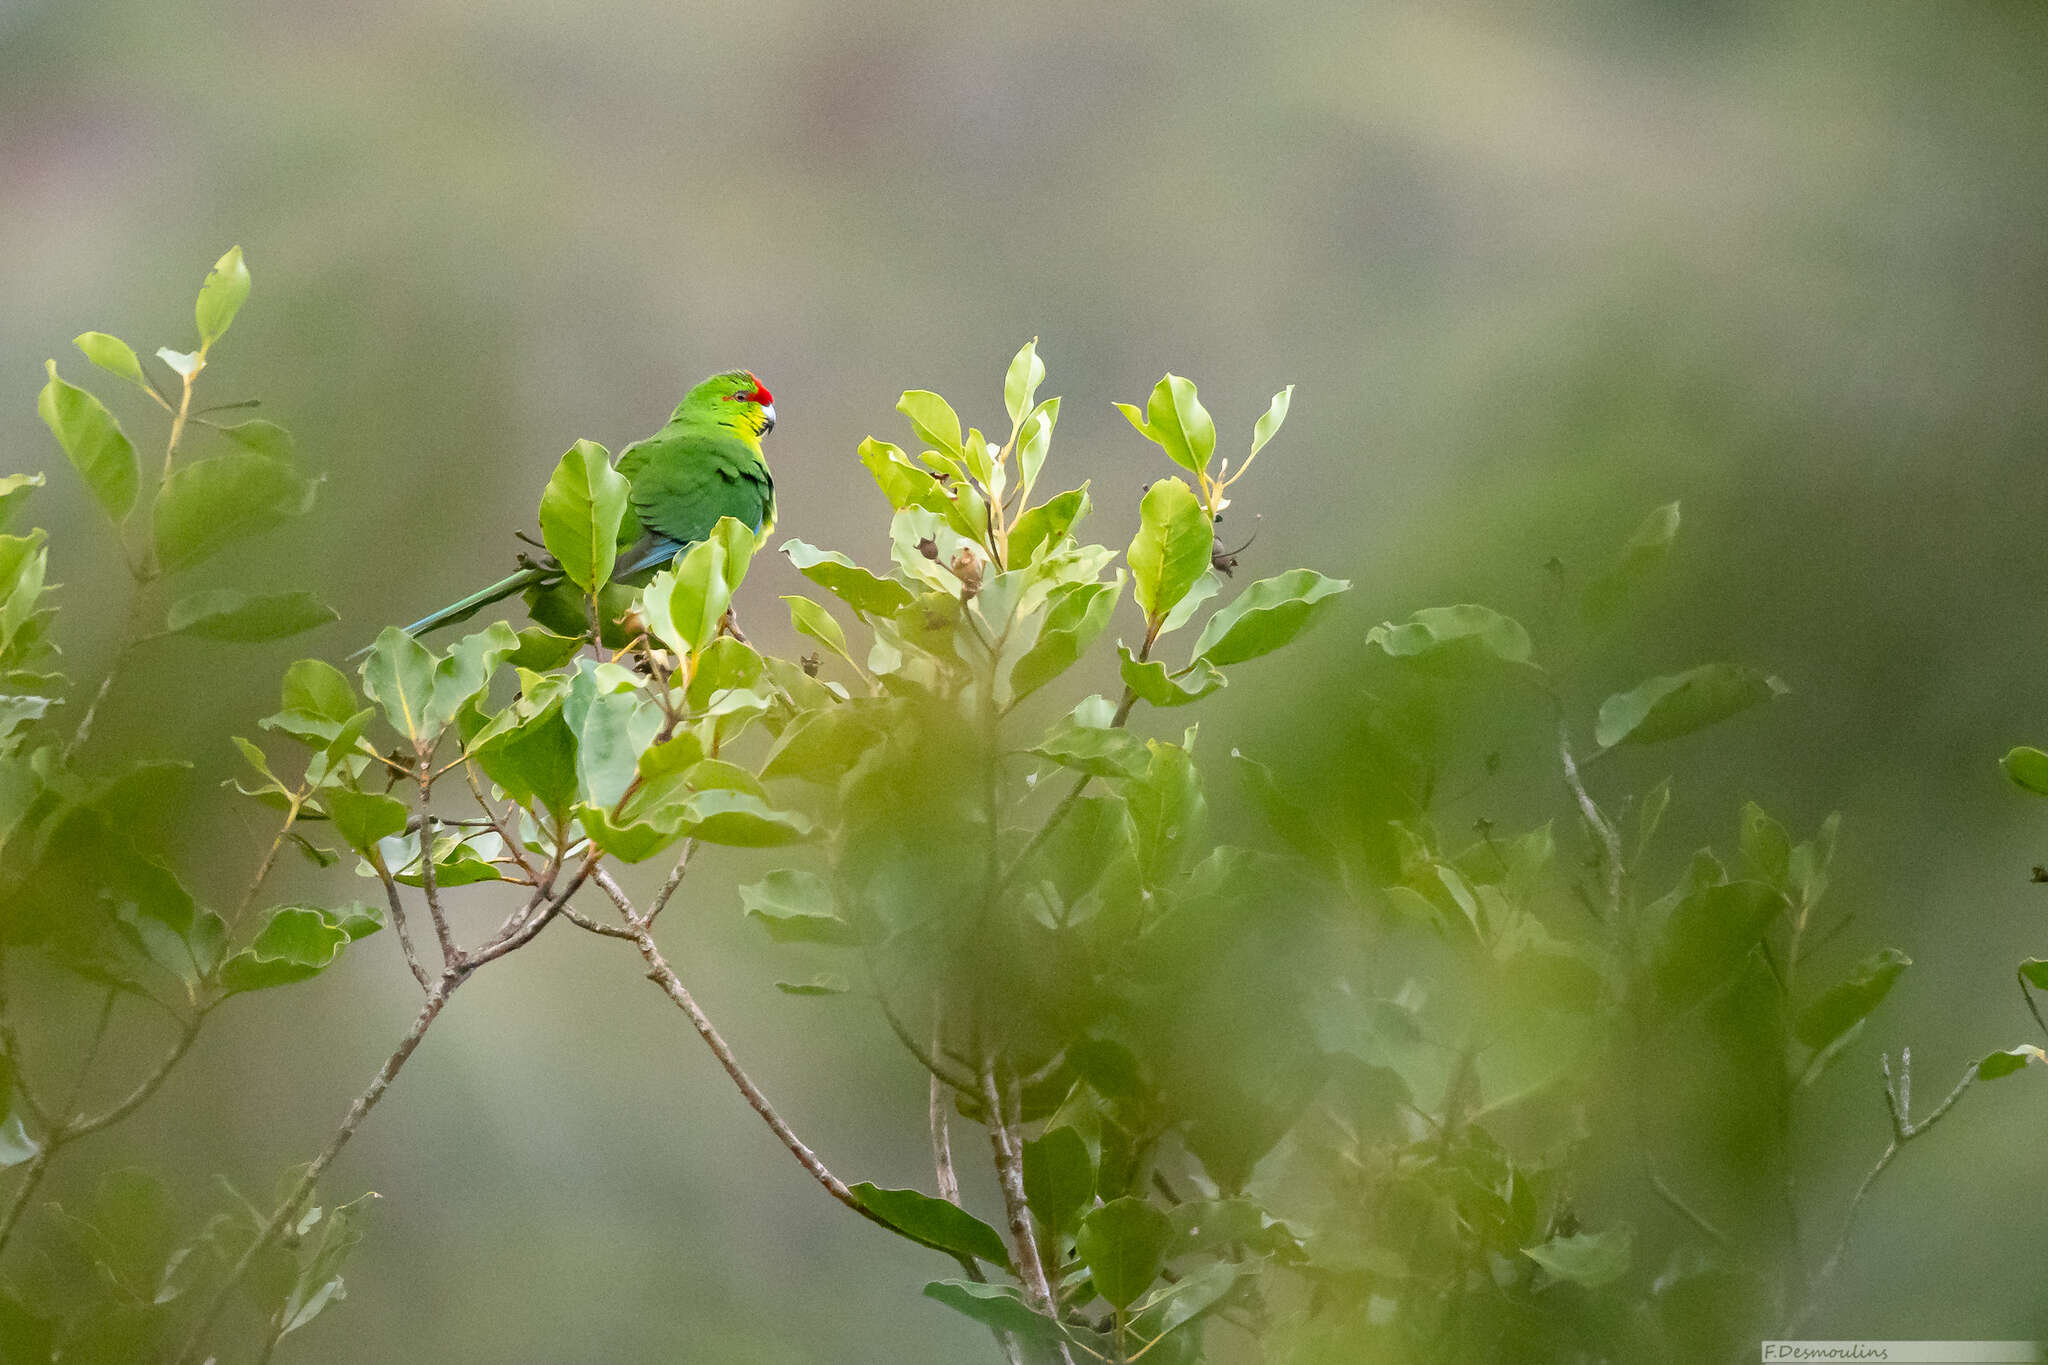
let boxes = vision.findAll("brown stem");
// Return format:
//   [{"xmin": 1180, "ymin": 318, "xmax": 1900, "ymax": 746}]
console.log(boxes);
[
  {"xmin": 175, "ymin": 975, "xmax": 459, "ymax": 1362},
  {"xmin": 369, "ymin": 849, "xmax": 432, "ymax": 991},
  {"xmin": 416, "ymin": 758, "xmax": 458, "ymax": 969},
  {"xmin": 0, "ymin": 1150, "xmax": 51, "ymax": 1260}
]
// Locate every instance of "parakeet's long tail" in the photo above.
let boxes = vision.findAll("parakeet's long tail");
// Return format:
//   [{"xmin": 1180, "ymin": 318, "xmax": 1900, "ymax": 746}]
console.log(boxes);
[{"xmin": 347, "ymin": 564, "xmax": 555, "ymax": 660}]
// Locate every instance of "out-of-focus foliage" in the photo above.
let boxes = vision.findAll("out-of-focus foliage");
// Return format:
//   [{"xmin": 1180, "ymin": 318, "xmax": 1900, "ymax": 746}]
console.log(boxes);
[{"xmin": 4, "ymin": 255, "xmax": 380, "ymax": 1361}]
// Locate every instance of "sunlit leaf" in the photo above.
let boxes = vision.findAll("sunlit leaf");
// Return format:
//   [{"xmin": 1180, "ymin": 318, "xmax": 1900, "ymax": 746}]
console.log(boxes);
[
  {"xmin": 1192, "ymin": 569, "xmax": 1349, "ymax": 666},
  {"xmin": 1127, "ymin": 478, "xmax": 1211, "ymax": 626},
  {"xmin": 154, "ymin": 451, "xmax": 311, "ymax": 574},
  {"xmin": 1075, "ymin": 1197, "xmax": 1172, "ymax": 1309},
  {"xmin": 538, "ymin": 439, "xmax": 629, "ymax": 594},
  {"xmin": 195, "ymin": 244, "xmax": 251, "ymax": 346},
  {"xmin": 851, "ymin": 1183, "xmax": 1009, "ymax": 1265},
  {"xmin": 1524, "ymin": 1225, "xmax": 1632, "ymax": 1288},
  {"xmin": 37, "ymin": 362, "xmax": 137, "ymax": 522},
  {"xmin": 1366, "ymin": 604, "xmax": 1531, "ymax": 667}
]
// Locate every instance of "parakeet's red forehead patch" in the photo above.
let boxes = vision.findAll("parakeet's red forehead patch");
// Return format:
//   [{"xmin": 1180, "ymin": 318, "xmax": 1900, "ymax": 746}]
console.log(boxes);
[{"xmin": 726, "ymin": 374, "xmax": 773, "ymax": 406}]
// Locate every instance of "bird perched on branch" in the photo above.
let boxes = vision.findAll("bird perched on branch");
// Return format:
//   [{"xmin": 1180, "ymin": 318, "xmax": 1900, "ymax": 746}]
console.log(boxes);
[{"xmin": 363, "ymin": 370, "xmax": 775, "ymax": 654}]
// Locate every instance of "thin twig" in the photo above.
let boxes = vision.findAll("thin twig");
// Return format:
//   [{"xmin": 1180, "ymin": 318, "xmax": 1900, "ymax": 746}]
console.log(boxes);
[
  {"xmin": 1787, "ymin": 1047, "xmax": 1977, "ymax": 1333},
  {"xmin": 369, "ymin": 849, "xmax": 432, "ymax": 992},
  {"xmin": 175, "ymin": 975, "xmax": 460, "ymax": 1363},
  {"xmin": 417, "ymin": 757, "xmax": 458, "ymax": 969}
]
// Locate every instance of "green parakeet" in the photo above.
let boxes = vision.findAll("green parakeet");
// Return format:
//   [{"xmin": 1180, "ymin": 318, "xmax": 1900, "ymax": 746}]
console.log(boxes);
[{"xmin": 366, "ymin": 370, "xmax": 776, "ymax": 651}]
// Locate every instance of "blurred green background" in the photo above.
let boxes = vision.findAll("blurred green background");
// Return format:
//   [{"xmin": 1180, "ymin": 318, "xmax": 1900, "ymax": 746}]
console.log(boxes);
[{"xmin": 6, "ymin": 0, "xmax": 2048, "ymax": 1359}]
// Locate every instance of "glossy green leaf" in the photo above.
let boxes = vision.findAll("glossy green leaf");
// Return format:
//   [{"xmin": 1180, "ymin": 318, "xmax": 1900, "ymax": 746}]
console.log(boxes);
[
  {"xmin": 851, "ymin": 1183, "xmax": 1009, "ymax": 1265},
  {"xmin": 1596, "ymin": 665, "xmax": 1789, "ymax": 748},
  {"xmin": 154, "ymin": 451, "xmax": 310, "ymax": 573},
  {"xmin": 1524, "ymin": 1225, "xmax": 1632, "ymax": 1288},
  {"xmin": 361, "ymin": 626, "xmax": 439, "ymax": 744},
  {"xmin": 1192, "ymin": 569, "xmax": 1350, "ymax": 666},
  {"xmin": 782, "ymin": 595, "xmax": 854, "ymax": 665},
  {"xmin": 1004, "ymin": 338, "xmax": 1046, "ymax": 428},
  {"xmin": 2001, "ymin": 746, "xmax": 2048, "ymax": 797},
  {"xmin": 1127, "ymin": 477, "xmax": 1212, "ymax": 625},
  {"xmin": 538, "ymin": 440, "xmax": 629, "ymax": 594},
  {"xmin": 1014, "ymin": 397, "xmax": 1059, "ymax": 507},
  {"xmin": 781, "ymin": 540, "xmax": 914, "ymax": 618},
  {"xmin": 166, "ymin": 589, "xmax": 336, "ymax": 643},
  {"xmin": 1009, "ymin": 483, "xmax": 1088, "ymax": 567},
  {"xmin": 1795, "ymin": 948, "xmax": 1911, "ymax": 1049},
  {"xmin": 1248, "ymin": 384, "xmax": 1294, "ymax": 461},
  {"xmin": 1010, "ymin": 577, "xmax": 1118, "ymax": 703},
  {"xmin": 218, "ymin": 904, "xmax": 377, "ymax": 994},
  {"xmin": 897, "ymin": 390, "xmax": 965, "ymax": 458},
  {"xmin": 1118, "ymin": 373, "xmax": 1215, "ymax": 478},
  {"xmin": 1075, "ymin": 1196, "xmax": 1173, "ymax": 1309},
  {"xmin": 1118, "ymin": 646, "xmax": 1225, "ymax": 708},
  {"xmin": 760, "ymin": 704, "xmax": 885, "ymax": 783},
  {"xmin": 324, "ymin": 789, "xmax": 408, "ymax": 853},
  {"xmin": 215, "ymin": 418, "xmax": 296, "ymax": 461},
  {"xmin": 73, "ymin": 332, "xmax": 151, "ymax": 394},
  {"xmin": 1366, "ymin": 604, "xmax": 1532, "ymax": 666},
  {"xmin": 472, "ymin": 700, "xmax": 579, "ymax": 821},
  {"xmin": 37, "ymin": 362, "xmax": 137, "ymax": 522},
  {"xmin": 195, "ymin": 245, "xmax": 251, "ymax": 346}
]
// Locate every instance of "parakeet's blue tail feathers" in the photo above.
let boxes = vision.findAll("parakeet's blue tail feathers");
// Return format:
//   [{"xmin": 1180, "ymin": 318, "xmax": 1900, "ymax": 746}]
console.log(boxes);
[{"xmin": 347, "ymin": 564, "xmax": 553, "ymax": 661}]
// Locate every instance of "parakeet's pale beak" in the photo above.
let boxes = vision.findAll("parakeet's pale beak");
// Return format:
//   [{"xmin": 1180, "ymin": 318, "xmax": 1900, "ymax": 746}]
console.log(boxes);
[{"xmin": 760, "ymin": 403, "xmax": 776, "ymax": 434}]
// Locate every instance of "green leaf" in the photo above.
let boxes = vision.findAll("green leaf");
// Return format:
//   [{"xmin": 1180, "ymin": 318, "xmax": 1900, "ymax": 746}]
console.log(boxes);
[
  {"xmin": 2002, "ymin": 746, "xmax": 2048, "ymax": 797},
  {"xmin": 428, "ymin": 621, "xmax": 521, "ymax": 734},
  {"xmin": 1117, "ymin": 374, "xmax": 1215, "ymax": 477},
  {"xmin": 644, "ymin": 523, "xmax": 751, "ymax": 656},
  {"xmin": 759, "ymin": 704, "xmax": 885, "ymax": 783},
  {"xmin": 1075, "ymin": 1197, "xmax": 1173, "ymax": 1309},
  {"xmin": 1009, "ymin": 483, "xmax": 1088, "ymax": 567},
  {"xmin": 563, "ymin": 663, "xmax": 657, "ymax": 809},
  {"xmin": 1977, "ymin": 1045, "xmax": 2048, "ymax": 1081},
  {"xmin": 538, "ymin": 440, "xmax": 629, "ymax": 594},
  {"xmin": 37, "ymin": 362, "xmax": 138, "ymax": 522},
  {"xmin": 1022, "ymin": 1126, "xmax": 1093, "ymax": 1235},
  {"xmin": 897, "ymin": 390, "xmax": 965, "ymax": 458},
  {"xmin": 157, "ymin": 346, "xmax": 201, "ymax": 377},
  {"xmin": 1167, "ymin": 1198, "xmax": 1304, "ymax": 1260},
  {"xmin": 1524, "ymin": 1225, "xmax": 1632, "ymax": 1288},
  {"xmin": 1015, "ymin": 397, "xmax": 1059, "ymax": 507},
  {"xmin": 361, "ymin": 626, "xmax": 439, "ymax": 744},
  {"xmin": 1128, "ymin": 1260, "xmax": 1246, "ymax": 1347},
  {"xmin": 153, "ymin": 451, "xmax": 311, "ymax": 574},
  {"xmin": 1192, "ymin": 569, "xmax": 1350, "ymax": 666},
  {"xmin": 1119, "ymin": 647, "xmax": 1225, "ymax": 708},
  {"xmin": 1004, "ymin": 339, "xmax": 1046, "ymax": 429},
  {"xmin": 923, "ymin": 1280, "xmax": 1068, "ymax": 1347},
  {"xmin": 782, "ymin": 595, "xmax": 854, "ymax": 664},
  {"xmin": 166, "ymin": 589, "xmax": 336, "ymax": 643},
  {"xmin": 1127, "ymin": 477, "xmax": 1212, "ymax": 626},
  {"xmin": 0, "ymin": 473, "xmax": 42, "ymax": 536},
  {"xmin": 850, "ymin": 1183, "xmax": 1009, "ymax": 1265},
  {"xmin": 73, "ymin": 332, "xmax": 151, "ymax": 394},
  {"xmin": 680, "ymin": 789, "xmax": 812, "ymax": 846},
  {"xmin": 1796, "ymin": 948, "xmax": 1911, "ymax": 1050},
  {"xmin": 781, "ymin": 540, "xmax": 914, "ymax": 617},
  {"xmin": 1653, "ymin": 880, "xmax": 1782, "ymax": 1009},
  {"xmin": 324, "ymin": 789, "xmax": 408, "ymax": 854},
  {"xmin": 1010, "ymin": 577, "xmax": 1119, "ymax": 703},
  {"xmin": 740, "ymin": 869, "xmax": 857, "ymax": 946},
  {"xmin": 1583, "ymin": 501, "xmax": 1680, "ymax": 626},
  {"xmin": 472, "ymin": 700, "xmax": 580, "ymax": 821},
  {"xmin": 215, "ymin": 418, "xmax": 296, "ymax": 461},
  {"xmin": 218, "ymin": 905, "xmax": 368, "ymax": 994},
  {"xmin": 1595, "ymin": 665, "xmax": 1790, "ymax": 748},
  {"xmin": 1366, "ymin": 604, "xmax": 1532, "ymax": 666},
  {"xmin": 195, "ymin": 245, "xmax": 251, "ymax": 346},
  {"xmin": 774, "ymin": 975, "xmax": 850, "ymax": 996},
  {"xmin": 1249, "ymin": 384, "xmax": 1293, "ymax": 461},
  {"xmin": 1030, "ymin": 719, "xmax": 1150, "ymax": 782}
]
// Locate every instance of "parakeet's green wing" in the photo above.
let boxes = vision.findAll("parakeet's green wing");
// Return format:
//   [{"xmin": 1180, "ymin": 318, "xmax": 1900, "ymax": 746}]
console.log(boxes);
[{"xmin": 619, "ymin": 427, "xmax": 776, "ymax": 548}]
